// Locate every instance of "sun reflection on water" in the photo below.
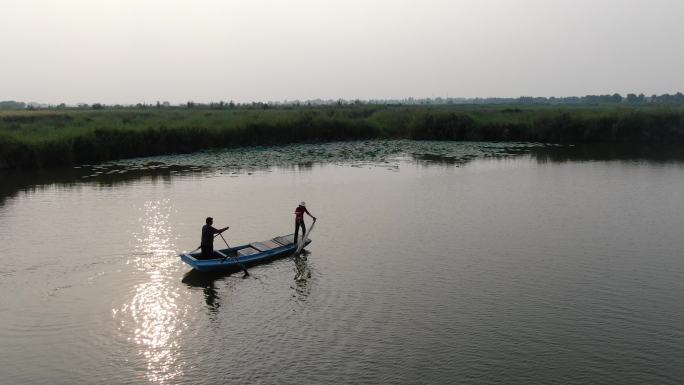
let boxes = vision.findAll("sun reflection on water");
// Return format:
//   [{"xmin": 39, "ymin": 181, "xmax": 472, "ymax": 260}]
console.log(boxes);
[{"xmin": 115, "ymin": 199, "xmax": 186, "ymax": 384}]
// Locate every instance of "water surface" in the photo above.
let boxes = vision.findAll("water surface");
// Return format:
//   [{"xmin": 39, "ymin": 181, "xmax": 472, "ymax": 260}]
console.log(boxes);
[{"xmin": 1, "ymin": 141, "xmax": 683, "ymax": 384}]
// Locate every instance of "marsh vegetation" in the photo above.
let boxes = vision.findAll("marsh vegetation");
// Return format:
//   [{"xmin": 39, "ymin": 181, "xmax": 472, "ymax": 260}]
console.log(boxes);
[{"xmin": 2, "ymin": 104, "xmax": 684, "ymax": 168}]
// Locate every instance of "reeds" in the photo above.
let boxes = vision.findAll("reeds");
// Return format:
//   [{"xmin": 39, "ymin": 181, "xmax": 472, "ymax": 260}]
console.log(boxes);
[{"xmin": 2, "ymin": 105, "xmax": 683, "ymax": 168}]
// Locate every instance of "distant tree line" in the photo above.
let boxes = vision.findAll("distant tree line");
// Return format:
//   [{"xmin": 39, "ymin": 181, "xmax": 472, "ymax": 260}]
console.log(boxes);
[
  {"xmin": 510, "ymin": 93, "xmax": 684, "ymax": 105},
  {"xmin": 4, "ymin": 92, "xmax": 684, "ymax": 110},
  {"xmin": 0, "ymin": 101, "xmax": 26, "ymax": 109}
]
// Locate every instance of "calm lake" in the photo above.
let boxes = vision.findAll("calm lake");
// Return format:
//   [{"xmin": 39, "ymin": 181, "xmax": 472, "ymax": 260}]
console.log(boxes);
[{"xmin": 1, "ymin": 141, "xmax": 683, "ymax": 385}]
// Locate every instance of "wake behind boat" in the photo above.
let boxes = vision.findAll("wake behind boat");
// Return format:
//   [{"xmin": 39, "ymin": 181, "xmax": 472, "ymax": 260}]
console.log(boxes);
[{"xmin": 179, "ymin": 233, "xmax": 311, "ymax": 272}]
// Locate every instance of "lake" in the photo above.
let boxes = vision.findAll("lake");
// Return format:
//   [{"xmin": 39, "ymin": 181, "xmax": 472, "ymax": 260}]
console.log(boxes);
[{"xmin": 1, "ymin": 141, "xmax": 683, "ymax": 385}]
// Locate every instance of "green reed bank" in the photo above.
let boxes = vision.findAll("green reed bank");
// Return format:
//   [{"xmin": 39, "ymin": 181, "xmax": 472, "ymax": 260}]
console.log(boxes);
[{"xmin": 2, "ymin": 104, "xmax": 684, "ymax": 168}]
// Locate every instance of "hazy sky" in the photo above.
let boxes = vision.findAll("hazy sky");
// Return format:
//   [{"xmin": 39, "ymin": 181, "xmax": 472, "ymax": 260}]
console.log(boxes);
[{"xmin": 2, "ymin": 0, "xmax": 683, "ymax": 104}]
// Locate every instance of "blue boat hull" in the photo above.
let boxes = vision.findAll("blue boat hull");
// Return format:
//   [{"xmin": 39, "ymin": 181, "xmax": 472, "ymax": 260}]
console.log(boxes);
[{"xmin": 179, "ymin": 233, "xmax": 310, "ymax": 272}]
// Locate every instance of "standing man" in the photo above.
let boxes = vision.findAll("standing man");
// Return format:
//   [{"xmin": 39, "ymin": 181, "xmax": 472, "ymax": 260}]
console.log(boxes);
[
  {"xmin": 201, "ymin": 217, "xmax": 229, "ymax": 259},
  {"xmin": 294, "ymin": 201, "xmax": 316, "ymax": 244}
]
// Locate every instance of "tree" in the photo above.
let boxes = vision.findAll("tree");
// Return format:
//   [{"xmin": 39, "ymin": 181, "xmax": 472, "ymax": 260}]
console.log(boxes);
[{"xmin": 0, "ymin": 100, "xmax": 27, "ymax": 109}]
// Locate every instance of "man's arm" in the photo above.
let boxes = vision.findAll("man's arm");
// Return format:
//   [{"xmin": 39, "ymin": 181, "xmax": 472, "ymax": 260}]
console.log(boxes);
[
  {"xmin": 211, "ymin": 226, "xmax": 229, "ymax": 234},
  {"xmin": 304, "ymin": 208, "xmax": 316, "ymax": 221}
]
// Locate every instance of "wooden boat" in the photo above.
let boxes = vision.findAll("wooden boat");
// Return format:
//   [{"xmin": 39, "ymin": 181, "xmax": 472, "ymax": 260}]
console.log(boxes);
[{"xmin": 179, "ymin": 233, "xmax": 311, "ymax": 272}]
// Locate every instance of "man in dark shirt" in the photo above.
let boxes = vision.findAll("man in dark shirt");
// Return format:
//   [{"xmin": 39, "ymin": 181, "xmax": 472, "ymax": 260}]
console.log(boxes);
[
  {"xmin": 201, "ymin": 217, "xmax": 229, "ymax": 259},
  {"xmin": 294, "ymin": 201, "xmax": 316, "ymax": 245}
]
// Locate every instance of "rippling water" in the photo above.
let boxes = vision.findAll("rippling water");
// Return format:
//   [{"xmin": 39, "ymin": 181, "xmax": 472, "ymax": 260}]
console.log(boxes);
[{"xmin": 1, "ymin": 141, "xmax": 683, "ymax": 384}]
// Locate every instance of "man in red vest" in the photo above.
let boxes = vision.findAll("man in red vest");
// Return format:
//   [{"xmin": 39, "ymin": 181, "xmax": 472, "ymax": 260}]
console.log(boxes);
[{"xmin": 294, "ymin": 201, "xmax": 316, "ymax": 244}]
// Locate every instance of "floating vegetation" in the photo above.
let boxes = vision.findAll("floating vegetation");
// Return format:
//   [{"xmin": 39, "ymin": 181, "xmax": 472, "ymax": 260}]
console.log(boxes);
[
  {"xmin": 69, "ymin": 140, "xmax": 540, "ymax": 181},
  {"xmin": 0, "ymin": 140, "xmax": 545, "ymax": 190}
]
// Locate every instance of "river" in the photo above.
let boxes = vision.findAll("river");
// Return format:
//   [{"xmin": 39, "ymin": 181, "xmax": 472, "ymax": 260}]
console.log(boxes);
[{"xmin": 1, "ymin": 141, "xmax": 683, "ymax": 385}]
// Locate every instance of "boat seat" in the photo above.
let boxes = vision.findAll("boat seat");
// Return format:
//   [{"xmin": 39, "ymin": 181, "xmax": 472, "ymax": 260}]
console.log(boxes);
[
  {"xmin": 237, "ymin": 247, "xmax": 260, "ymax": 257},
  {"xmin": 250, "ymin": 242, "xmax": 272, "ymax": 252},
  {"xmin": 273, "ymin": 234, "xmax": 295, "ymax": 246},
  {"xmin": 259, "ymin": 240, "xmax": 282, "ymax": 249}
]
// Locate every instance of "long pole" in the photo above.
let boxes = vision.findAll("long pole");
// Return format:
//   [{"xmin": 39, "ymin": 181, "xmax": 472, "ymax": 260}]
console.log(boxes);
[
  {"xmin": 296, "ymin": 218, "xmax": 316, "ymax": 255},
  {"xmin": 219, "ymin": 233, "xmax": 250, "ymax": 277}
]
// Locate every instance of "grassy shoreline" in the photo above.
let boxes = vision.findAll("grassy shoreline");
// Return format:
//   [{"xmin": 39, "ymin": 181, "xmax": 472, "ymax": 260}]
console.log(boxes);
[{"xmin": 2, "ymin": 105, "xmax": 684, "ymax": 168}]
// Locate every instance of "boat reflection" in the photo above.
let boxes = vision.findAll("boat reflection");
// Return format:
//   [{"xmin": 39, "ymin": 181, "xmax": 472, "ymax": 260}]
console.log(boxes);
[
  {"xmin": 181, "ymin": 251, "xmax": 313, "ymax": 307},
  {"xmin": 181, "ymin": 270, "xmax": 233, "ymax": 313}
]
